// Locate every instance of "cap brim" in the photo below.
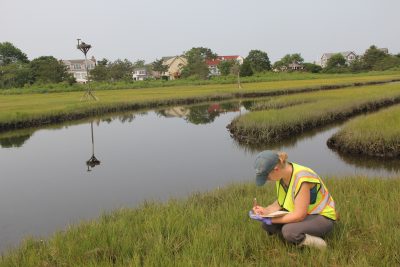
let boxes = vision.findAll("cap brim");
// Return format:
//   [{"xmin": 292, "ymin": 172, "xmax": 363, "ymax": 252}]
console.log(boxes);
[{"xmin": 255, "ymin": 173, "xmax": 267, "ymax": 186}]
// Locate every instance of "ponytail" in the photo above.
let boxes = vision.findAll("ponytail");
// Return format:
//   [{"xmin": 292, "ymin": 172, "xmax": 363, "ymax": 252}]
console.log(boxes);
[{"xmin": 277, "ymin": 151, "xmax": 288, "ymax": 168}]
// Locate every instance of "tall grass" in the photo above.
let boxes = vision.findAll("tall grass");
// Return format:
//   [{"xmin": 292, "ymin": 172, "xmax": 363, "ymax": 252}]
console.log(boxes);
[
  {"xmin": 2, "ymin": 71, "xmax": 400, "ymax": 95},
  {"xmin": 328, "ymin": 104, "xmax": 400, "ymax": 157},
  {"xmin": 1, "ymin": 177, "xmax": 399, "ymax": 266},
  {"xmin": 1, "ymin": 74, "xmax": 399, "ymax": 131},
  {"xmin": 228, "ymin": 83, "xmax": 400, "ymax": 144}
]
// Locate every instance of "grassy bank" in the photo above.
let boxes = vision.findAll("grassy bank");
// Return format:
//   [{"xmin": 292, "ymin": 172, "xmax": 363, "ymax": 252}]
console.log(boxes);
[
  {"xmin": 1, "ymin": 177, "xmax": 399, "ymax": 266},
  {"xmin": 228, "ymin": 83, "xmax": 400, "ymax": 144},
  {"xmin": 1, "ymin": 74, "xmax": 399, "ymax": 132},
  {"xmin": 327, "ymin": 104, "xmax": 400, "ymax": 157},
  {"xmin": 2, "ymin": 71, "xmax": 399, "ymax": 95}
]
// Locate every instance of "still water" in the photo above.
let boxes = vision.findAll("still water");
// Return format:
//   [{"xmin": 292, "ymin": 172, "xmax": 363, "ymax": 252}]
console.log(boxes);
[{"xmin": 0, "ymin": 101, "xmax": 399, "ymax": 253}]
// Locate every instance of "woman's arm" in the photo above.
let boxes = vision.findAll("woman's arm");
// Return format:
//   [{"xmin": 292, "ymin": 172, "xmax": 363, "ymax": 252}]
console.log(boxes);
[
  {"xmin": 271, "ymin": 182, "xmax": 312, "ymax": 224},
  {"xmin": 253, "ymin": 200, "xmax": 281, "ymax": 215}
]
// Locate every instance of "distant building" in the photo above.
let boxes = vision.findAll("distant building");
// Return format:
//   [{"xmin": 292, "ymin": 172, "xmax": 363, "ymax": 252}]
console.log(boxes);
[
  {"xmin": 206, "ymin": 55, "xmax": 244, "ymax": 76},
  {"xmin": 161, "ymin": 56, "xmax": 187, "ymax": 80},
  {"xmin": 320, "ymin": 51, "xmax": 357, "ymax": 68},
  {"xmin": 132, "ymin": 67, "xmax": 150, "ymax": 81},
  {"xmin": 288, "ymin": 61, "xmax": 304, "ymax": 71},
  {"xmin": 62, "ymin": 56, "xmax": 96, "ymax": 83},
  {"xmin": 378, "ymin": 48, "xmax": 389, "ymax": 54}
]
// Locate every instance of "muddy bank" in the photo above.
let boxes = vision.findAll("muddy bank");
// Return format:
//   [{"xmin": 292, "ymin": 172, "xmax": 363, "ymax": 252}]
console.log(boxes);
[
  {"xmin": 1, "ymin": 79, "xmax": 399, "ymax": 133},
  {"xmin": 228, "ymin": 97, "xmax": 400, "ymax": 146},
  {"xmin": 327, "ymin": 135, "xmax": 400, "ymax": 158}
]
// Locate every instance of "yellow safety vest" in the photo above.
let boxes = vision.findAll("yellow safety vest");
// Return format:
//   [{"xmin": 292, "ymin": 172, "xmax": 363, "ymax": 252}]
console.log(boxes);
[{"xmin": 276, "ymin": 162, "xmax": 337, "ymax": 220}]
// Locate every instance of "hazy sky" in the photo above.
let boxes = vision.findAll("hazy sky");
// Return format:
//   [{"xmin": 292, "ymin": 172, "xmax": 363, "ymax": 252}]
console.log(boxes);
[{"xmin": 1, "ymin": 0, "xmax": 399, "ymax": 63}]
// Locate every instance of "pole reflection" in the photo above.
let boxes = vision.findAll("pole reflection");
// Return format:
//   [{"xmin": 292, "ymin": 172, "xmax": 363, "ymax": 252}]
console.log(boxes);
[{"xmin": 86, "ymin": 121, "xmax": 101, "ymax": 171}]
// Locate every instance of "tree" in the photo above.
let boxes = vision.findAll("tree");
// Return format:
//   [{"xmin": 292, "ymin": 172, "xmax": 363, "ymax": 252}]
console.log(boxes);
[
  {"xmin": 97, "ymin": 58, "xmax": 109, "ymax": 66},
  {"xmin": 363, "ymin": 45, "xmax": 389, "ymax": 70},
  {"xmin": 0, "ymin": 63, "xmax": 33, "ymax": 88},
  {"xmin": 274, "ymin": 53, "xmax": 304, "ymax": 69},
  {"xmin": 152, "ymin": 58, "xmax": 168, "ymax": 79},
  {"xmin": 108, "ymin": 59, "xmax": 133, "ymax": 81},
  {"xmin": 0, "ymin": 42, "xmax": 29, "ymax": 65},
  {"xmin": 181, "ymin": 47, "xmax": 217, "ymax": 79},
  {"xmin": 90, "ymin": 64, "xmax": 109, "ymax": 82},
  {"xmin": 349, "ymin": 58, "xmax": 365, "ymax": 73},
  {"xmin": 326, "ymin": 53, "xmax": 346, "ymax": 69},
  {"xmin": 246, "ymin": 50, "xmax": 271, "ymax": 73},
  {"xmin": 372, "ymin": 56, "xmax": 400, "ymax": 71},
  {"xmin": 218, "ymin": 60, "xmax": 235, "ymax": 76},
  {"xmin": 303, "ymin": 63, "xmax": 322, "ymax": 73},
  {"xmin": 240, "ymin": 59, "xmax": 253, "ymax": 77},
  {"xmin": 30, "ymin": 56, "xmax": 70, "ymax": 83},
  {"xmin": 133, "ymin": 59, "xmax": 145, "ymax": 68}
]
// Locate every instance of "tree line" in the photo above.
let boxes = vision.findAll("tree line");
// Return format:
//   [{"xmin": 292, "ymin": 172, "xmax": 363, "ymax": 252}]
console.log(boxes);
[{"xmin": 1, "ymin": 42, "xmax": 399, "ymax": 89}]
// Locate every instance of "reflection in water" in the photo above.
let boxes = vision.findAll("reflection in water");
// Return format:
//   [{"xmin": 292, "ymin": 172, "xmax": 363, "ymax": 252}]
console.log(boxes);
[
  {"xmin": 333, "ymin": 150, "xmax": 400, "ymax": 172},
  {"xmin": 232, "ymin": 123, "xmax": 344, "ymax": 153},
  {"xmin": 86, "ymin": 122, "xmax": 101, "ymax": 171},
  {"xmin": 0, "ymin": 134, "xmax": 32, "ymax": 148},
  {"xmin": 158, "ymin": 102, "xmax": 241, "ymax": 125}
]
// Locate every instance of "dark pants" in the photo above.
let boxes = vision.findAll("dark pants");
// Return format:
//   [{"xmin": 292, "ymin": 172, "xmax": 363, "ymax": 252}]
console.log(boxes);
[{"xmin": 262, "ymin": 215, "xmax": 334, "ymax": 244}]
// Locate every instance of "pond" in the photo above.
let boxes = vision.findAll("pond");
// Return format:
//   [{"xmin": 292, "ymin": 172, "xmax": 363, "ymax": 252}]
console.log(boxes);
[{"xmin": 1, "ymin": 100, "xmax": 399, "ymax": 253}]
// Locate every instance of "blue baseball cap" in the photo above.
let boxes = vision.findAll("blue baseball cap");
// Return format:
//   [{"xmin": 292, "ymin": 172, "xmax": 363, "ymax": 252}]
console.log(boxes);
[{"xmin": 254, "ymin": 150, "xmax": 279, "ymax": 186}]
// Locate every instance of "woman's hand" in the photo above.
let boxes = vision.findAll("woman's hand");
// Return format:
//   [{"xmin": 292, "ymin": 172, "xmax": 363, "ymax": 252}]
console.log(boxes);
[
  {"xmin": 252, "ymin": 205, "xmax": 267, "ymax": 215},
  {"xmin": 253, "ymin": 200, "xmax": 281, "ymax": 215}
]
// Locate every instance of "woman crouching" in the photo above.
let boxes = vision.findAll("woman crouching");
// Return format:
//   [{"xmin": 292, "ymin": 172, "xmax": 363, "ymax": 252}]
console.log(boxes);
[{"xmin": 252, "ymin": 150, "xmax": 337, "ymax": 249}]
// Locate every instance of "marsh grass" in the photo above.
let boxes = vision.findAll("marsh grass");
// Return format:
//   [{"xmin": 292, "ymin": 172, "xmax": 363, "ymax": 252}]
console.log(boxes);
[
  {"xmin": 1, "ymin": 177, "xmax": 399, "ymax": 266},
  {"xmin": 1, "ymin": 74, "xmax": 399, "ymax": 131},
  {"xmin": 2, "ymin": 71, "xmax": 399, "ymax": 95},
  {"xmin": 328, "ymin": 104, "xmax": 400, "ymax": 157},
  {"xmin": 228, "ymin": 83, "xmax": 400, "ymax": 144}
]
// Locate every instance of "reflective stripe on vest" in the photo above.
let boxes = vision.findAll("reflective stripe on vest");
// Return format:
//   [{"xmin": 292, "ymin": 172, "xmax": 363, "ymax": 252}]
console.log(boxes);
[
  {"xmin": 292, "ymin": 170, "xmax": 330, "ymax": 215},
  {"xmin": 276, "ymin": 163, "xmax": 337, "ymax": 220}
]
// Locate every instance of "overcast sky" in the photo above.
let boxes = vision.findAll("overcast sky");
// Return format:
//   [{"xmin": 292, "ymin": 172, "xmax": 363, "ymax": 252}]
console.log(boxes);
[{"xmin": 1, "ymin": 0, "xmax": 399, "ymax": 63}]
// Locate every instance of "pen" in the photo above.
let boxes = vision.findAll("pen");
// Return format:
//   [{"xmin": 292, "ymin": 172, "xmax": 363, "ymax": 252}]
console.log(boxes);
[{"xmin": 253, "ymin": 197, "xmax": 257, "ymax": 208}]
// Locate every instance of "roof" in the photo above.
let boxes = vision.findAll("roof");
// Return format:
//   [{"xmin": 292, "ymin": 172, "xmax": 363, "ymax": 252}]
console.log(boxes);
[
  {"xmin": 62, "ymin": 59, "xmax": 95, "ymax": 64},
  {"xmin": 205, "ymin": 55, "xmax": 242, "ymax": 66},
  {"xmin": 322, "ymin": 51, "xmax": 356, "ymax": 59}
]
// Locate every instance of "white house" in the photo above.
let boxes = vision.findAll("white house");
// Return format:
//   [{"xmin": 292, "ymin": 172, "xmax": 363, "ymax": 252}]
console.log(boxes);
[
  {"xmin": 206, "ymin": 55, "xmax": 244, "ymax": 76},
  {"xmin": 320, "ymin": 51, "xmax": 357, "ymax": 68},
  {"xmin": 62, "ymin": 56, "xmax": 96, "ymax": 83},
  {"xmin": 132, "ymin": 67, "xmax": 150, "ymax": 81}
]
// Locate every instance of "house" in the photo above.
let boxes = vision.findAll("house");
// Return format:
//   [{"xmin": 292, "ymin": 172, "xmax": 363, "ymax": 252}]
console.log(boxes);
[
  {"xmin": 206, "ymin": 55, "xmax": 244, "ymax": 76},
  {"xmin": 288, "ymin": 61, "xmax": 304, "ymax": 71},
  {"xmin": 62, "ymin": 56, "xmax": 96, "ymax": 83},
  {"xmin": 132, "ymin": 67, "xmax": 150, "ymax": 81},
  {"xmin": 378, "ymin": 48, "xmax": 389, "ymax": 54},
  {"xmin": 161, "ymin": 56, "xmax": 187, "ymax": 80},
  {"xmin": 320, "ymin": 51, "xmax": 357, "ymax": 68}
]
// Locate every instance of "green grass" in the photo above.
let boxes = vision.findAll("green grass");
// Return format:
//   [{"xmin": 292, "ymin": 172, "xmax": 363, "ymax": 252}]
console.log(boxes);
[
  {"xmin": 1, "ymin": 177, "xmax": 399, "ymax": 266},
  {"xmin": 1, "ymin": 73, "xmax": 399, "ymax": 131},
  {"xmin": 2, "ymin": 71, "xmax": 399, "ymax": 95},
  {"xmin": 327, "ymin": 104, "xmax": 400, "ymax": 157},
  {"xmin": 228, "ymin": 82, "xmax": 400, "ymax": 144}
]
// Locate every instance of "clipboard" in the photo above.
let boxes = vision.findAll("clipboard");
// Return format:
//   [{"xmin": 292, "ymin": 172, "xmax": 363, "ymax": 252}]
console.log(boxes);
[{"xmin": 259, "ymin": 210, "xmax": 289, "ymax": 218}]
